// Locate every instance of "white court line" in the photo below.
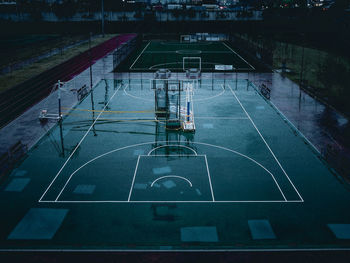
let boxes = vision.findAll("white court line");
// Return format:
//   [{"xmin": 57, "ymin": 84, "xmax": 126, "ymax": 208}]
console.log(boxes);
[
  {"xmin": 39, "ymin": 141, "xmax": 292, "ymax": 204},
  {"xmin": 151, "ymin": 175, "xmax": 193, "ymax": 188},
  {"xmin": 228, "ymin": 85, "xmax": 304, "ymax": 202},
  {"xmin": 147, "ymin": 145, "xmax": 198, "ymax": 156},
  {"xmin": 195, "ymin": 117, "xmax": 248, "ymax": 120},
  {"xmin": 192, "ymin": 84, "xmax": 225, "ymax": 102},
  {"xmin": 39, "ymin": 85, "xmax": 121, "ymax": 202},
  {"xmin": 128, "ymin": 155, "xmax": 140, "ymax": 202},
  {"xmin": 129, "ymin": 41, "xmax": 151, "ymax": 70},
  {"xmin": 204, "ymin": 155, "xmax": 215, "ymax": 202},
  {"xmin": 266, "ymin": 98, "xmax": 321, "ymax": 154},
  {"xmin": 55, "ymin": 87, "xmax": 121, "ymax": 201},
  {"xmin": 38, "ymin": 200, "xmax": 301, "ymax": 203},
  {"xmin": 123, "ymin": 84, "xmax": 153, "ymax": 102},
  {"xmin": 149, "ymin": 62, "xmax": 179, "ymax": 70},
  {"xmin": 222, "ymin": 42, "xmax": 255, "ymax": 70},
  {"xmin": 123, "ymin": 83, "xmax": 226, "ymax": 103}
]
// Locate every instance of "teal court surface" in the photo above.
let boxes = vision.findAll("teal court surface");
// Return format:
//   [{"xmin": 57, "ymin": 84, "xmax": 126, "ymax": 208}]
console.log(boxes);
[
  {"xmin": 1, "ymin": 76, "xmax": 350, "ymax": 251},
  {"xmin": 119, "ymin": 41, "xmax": 255, "ymax": 71}
]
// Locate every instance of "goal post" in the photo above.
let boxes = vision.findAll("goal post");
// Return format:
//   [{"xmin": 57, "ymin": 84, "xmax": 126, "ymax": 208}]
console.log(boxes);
[{"xmin": 183, "ymin": 57, "xmax": 201, "ymax": 72}]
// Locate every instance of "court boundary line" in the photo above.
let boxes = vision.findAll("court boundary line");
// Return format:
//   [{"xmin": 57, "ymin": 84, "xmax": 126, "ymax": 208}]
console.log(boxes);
[
  {"xmin": 38, "ymin": 85, "xmax": 122, "ymax": 202},
  {"xmin": 267, "ymin": 98, "xmax": 320, "ymax": 154},
  {"xmin": 129, "ymin": 41, "xmax": 151, "ymax": 70},
  {"xmin": 39, "ymin": 200, "xmax": 301, "ymax": 203},
  {"xmin": 39, "ymin": 141, "xmax": 291, "ymax": 204},
  {"xmin": 204, "ymin": 155, "xmax": 215, "ymax": 202},
  {"xmin": 228, "ymin": 85, "xmax": 304, "ymax": 202},
  {"xmin": 127, "ymin": 155, "xmax": 140, "ymax": 202},
  {"xmin": 222, "ymin": 42, "xmax": 255, "ymax": 70}
]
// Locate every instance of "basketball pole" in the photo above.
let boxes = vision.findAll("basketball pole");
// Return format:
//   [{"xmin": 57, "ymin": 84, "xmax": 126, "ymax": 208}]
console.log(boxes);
[
  {"xmin": 235, "ymin": 68, "xmax": 238, "ymax": 90},
  {"xmin": 89, "ymin": 32, "xmax": 93, "ymax": 103},
  {"xmin": 89, "ymin": 32, "xmax": 97, "ymax": 136}
]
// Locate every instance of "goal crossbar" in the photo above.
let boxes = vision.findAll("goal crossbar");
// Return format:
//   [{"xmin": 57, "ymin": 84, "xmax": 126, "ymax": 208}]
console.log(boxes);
[{"xmin": 183, "ymin": 57, "xmax": 201, "ymax": 72}]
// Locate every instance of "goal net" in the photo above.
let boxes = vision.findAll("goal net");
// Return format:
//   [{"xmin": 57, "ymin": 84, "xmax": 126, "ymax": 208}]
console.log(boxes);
[{"xmin": 183, "ymin": 57, "xmax": 201, "ymax": 72}]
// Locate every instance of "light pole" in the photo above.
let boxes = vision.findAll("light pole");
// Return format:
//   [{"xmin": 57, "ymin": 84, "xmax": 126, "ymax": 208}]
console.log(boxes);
[{"xmin": 101, "ymin": 0, "xmax": 105, "ymax": 37}]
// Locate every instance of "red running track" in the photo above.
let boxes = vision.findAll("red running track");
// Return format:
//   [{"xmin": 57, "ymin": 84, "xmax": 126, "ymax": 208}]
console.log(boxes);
[{"xmin": 0, "ymin": 34, "xmax": 137, "ymax": 128}]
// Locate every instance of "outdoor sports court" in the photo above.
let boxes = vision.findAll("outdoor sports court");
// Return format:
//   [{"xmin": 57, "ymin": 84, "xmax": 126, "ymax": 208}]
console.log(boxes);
[
  {"xmin": 121, "ymin": 41, "xmax": 255, "ymax": 71},
  {"xmin": 1, "ymin": 73, "xmax": 350, "ymax": 251}
]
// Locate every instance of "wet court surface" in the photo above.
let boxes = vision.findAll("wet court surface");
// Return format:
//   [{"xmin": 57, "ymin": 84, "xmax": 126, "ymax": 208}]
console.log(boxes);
[{"xmin": 1, "ymin": 78, "xmax": 350, "ymax": 251}]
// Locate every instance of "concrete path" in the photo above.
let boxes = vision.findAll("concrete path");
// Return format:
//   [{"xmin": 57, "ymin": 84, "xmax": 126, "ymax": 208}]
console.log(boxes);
[
  {"xmin": 249, "ymin": 72, "xmax": 349, "ymax": 155},
  {"xmin": 0, "ymin": 52, "xmax": 113, "ymax": 154}
]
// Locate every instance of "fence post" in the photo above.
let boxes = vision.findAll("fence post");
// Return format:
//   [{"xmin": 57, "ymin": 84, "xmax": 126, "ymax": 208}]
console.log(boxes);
[{"xmin": 58, "ymin": 80, "xmax": 62, "ymax": 119}]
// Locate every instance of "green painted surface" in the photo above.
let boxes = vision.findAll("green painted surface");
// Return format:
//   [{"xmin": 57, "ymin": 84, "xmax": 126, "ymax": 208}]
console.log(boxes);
[
  {"xmin": 0, "ymin": 78, "xmax": 350, "ymax": 250},
  {"xmin": 116, "ymin": 41, "xmax": 254, "ymax": 72}
]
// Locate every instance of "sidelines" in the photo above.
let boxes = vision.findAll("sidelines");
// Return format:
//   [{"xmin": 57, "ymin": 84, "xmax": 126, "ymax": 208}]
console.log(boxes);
[
  {"xmin": 129, "ymin": 41, "xmax": 151, "ymax": 70},
  {"xmin": 128, "ymin": 155, "xmax": 140, "ymax": 201},
  {"xmin": 227, "ymin": 84, "xmax": 304, "ymax": 202},
  {"xmin": 55, "ymin": 86, "xmax": 121, "ymax": 201},
  {"xmin": 204, "ymin": 155, "xmax": 215, "ymax": 202},
  {"xmin": 38, "ymin": 200, "xmax": 302, "ymax": 203},
  {"xmin": 38, "ymin": 84, "xmax": 122, "ymax": 202},
  {"xmin": 267, "ymin": 98, "xmax": 321, "ymax": 154},
  {"xmin": 222, "ymin": 42, "xmax": 255, "ymax": 70}
]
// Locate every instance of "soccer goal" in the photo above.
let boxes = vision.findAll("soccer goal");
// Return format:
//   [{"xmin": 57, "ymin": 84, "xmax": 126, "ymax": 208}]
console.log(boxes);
[{"xmin": 183, "ymin": 57, "xmax": 201, "ymax": 72}]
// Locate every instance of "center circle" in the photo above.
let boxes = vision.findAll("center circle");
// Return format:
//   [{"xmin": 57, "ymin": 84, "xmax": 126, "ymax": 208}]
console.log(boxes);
[{"xmin": 176, "ymin": 50, "xmax": 202, "ymax": 55}]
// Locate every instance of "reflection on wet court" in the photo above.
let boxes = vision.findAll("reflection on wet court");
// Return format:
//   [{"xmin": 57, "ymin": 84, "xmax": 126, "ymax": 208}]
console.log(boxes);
[{"xmin": 1, "ymin": 77, "xmax": 350, "ymax": 251}]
